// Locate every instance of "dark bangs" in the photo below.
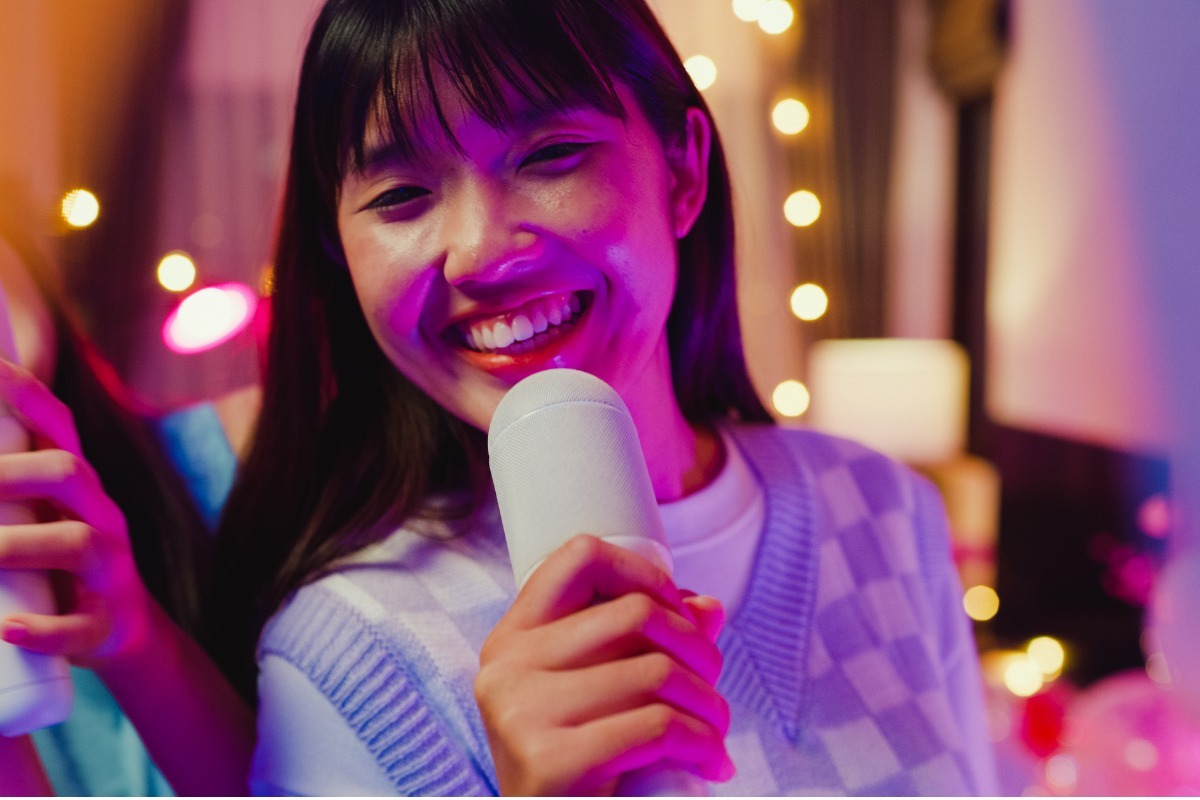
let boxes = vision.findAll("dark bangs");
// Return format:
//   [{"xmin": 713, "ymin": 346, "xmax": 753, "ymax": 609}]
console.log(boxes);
[{"xmin": 301, "ymin": 0, "xmax": 696, "ymax": 213}]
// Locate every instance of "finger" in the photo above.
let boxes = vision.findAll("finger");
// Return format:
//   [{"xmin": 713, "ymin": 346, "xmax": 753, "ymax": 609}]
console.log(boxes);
[
  {"xmin": 514, "ymin": 591, "xmax": 724, "ymax": 684},
  {"xmin": 1, "ymin": 608, "xmax": 112, "ymax": 658},
  {"xmin": 574, "ymin": 703, "xmax": 735, "ymax": 786},
  {"xmin": 550, "ymin": 653, "xmax": 731, "ymax": 734},
  {"xmin": 507, "ymin": 535, "xmax": 689, "ymax": 629},
  {"xmin": 0, "ymin": 449, "xmax": 125, "ymax": 533},
  {"xmin": 683, "ymin": 594, "xmax": 725, "ymax": 643},
  {"xmin": 0, "ymin": 520, "xmax": 101, "ymax": 572},
  {"xmin": 0, "ymin": 359, "xmax": 83, "ymax": 457}
]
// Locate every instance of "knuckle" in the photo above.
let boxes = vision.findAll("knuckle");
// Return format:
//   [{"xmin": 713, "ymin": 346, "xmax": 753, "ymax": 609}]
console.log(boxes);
[
  {"xmin": 561, "ymin": 533, "xmax": 604, "ymax": 563},
  {"xmin": 635, "ymin": 651, "xmax": 676, "ymax": 692}
]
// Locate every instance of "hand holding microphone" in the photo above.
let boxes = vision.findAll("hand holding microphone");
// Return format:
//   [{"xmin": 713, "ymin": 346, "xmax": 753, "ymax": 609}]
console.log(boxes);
[{"xmin": 481, "ymin": 368, "xmax": 732, "ymax": 795}]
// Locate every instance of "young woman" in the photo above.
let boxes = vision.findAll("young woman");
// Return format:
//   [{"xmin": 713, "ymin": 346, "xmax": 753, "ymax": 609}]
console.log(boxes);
[
  {"xmin": 206, "ymin": 0, "xmax": 998, "ymax": 794},
  {"xmin": 3, "ymin": 0, "xmax": 997, "ymax": 795}
]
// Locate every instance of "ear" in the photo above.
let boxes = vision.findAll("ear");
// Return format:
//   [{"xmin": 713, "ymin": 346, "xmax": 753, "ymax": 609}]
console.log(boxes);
[{"xmin": 667, "ymin": 107, "xmax": 712, "ymax": 240}]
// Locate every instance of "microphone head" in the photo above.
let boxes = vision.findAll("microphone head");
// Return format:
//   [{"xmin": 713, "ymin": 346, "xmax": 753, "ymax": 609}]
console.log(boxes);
[{"xmin": 488, "ymin": 369, "xmax": 669, "ymax": 586}]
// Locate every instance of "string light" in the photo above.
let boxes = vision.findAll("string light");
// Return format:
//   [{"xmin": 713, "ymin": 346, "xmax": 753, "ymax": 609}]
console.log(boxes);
[
  {"xmin": 1026, "ymin": 636, "xmax": 1066, "ymax": 677},
  {"xmin": 731, "ymin": 0, "xmax": 766, "ymax": 22},
  {"xmin": 772, "ymin": 98, "xmax": 810, "ymax": 135},
  {"xmin": 771, "ymin": 379, "xmax": 810, "ymax": 417},
  {"xmin": 784, "ymin": 189, "xmax": 821, "ymax": 227},
  {"xmin": 683, "ymin": 55, "xmax": 718, "ymax": 91},
  {"xmin": 758, "ymin": 0, "xmax": 795, "ymax": 34},
  {"xmin": 60, "ymin": 189, "xmax": 100, "ymax": 228},
  {"xmin": 963, "ymin": 584, "xmax": 1000, "ymax": 621},
  {"xmin": 157, "ymin": 251, "xmax": 198, "ymax": 292},
  {"xmin": 789, "ymin": 283, "xmax": 828, "ymax": 321},
  {"xmin": 1003, "ymin": 656, "xmax": 1044, "ymax": 697}
]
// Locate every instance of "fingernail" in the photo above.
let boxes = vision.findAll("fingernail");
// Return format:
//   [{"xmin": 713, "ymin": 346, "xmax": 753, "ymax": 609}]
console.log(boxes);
[{"xmin": 1, "ymin": 621, "xmax": 29, "ymax": 645}]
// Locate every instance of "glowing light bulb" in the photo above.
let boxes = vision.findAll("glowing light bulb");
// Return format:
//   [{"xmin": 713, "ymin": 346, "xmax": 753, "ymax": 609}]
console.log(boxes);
[
  {"xmin": 732, "ymin": 0, "xmax": 766, "ymax": 22},
  {"xmin": 772, "ymin": 98, "xmax": 810, "ymax": 135},
  {"xmin": 1026, "ymin": 636, "xmax": 1065, "ymax": 676},
  {"xmin": 163, "ymin": 283, "xmax": 258, "ymax": 354},
  {"xmin": 963, "ymin": 584, "xmax": 999, "ymax": 621},
  {"xmin": 684, "ymin": 55, "xmax": 718, "ymax": 91},
  {"xmin": 1003, "ymin": 656, "xmax": 1044, "ymax": 697},
  {"xmin": 784, "ymin": 190, "xmax": 821, "ymax": 227},
  {"xmin": 758, "ymin": 0, "xmax": 795, "ymax": 34},
  {"xmin": 157, "ymin": 251, "xmax": 197, "ymax": 292},
  {"xmin": 789, "ymin": 283, "xmax": 828, "ymax": 321},
  {"xmin": 60, "ymin": 189, "xmax": 100, "ymax": 228},
  {"xmin": 772, "ymin": 379, "xmax": 810, "ymax": 417}
]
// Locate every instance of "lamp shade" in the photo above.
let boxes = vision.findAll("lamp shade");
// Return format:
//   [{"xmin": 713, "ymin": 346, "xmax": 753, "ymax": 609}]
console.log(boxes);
[{"xmin": 807, "ymin": 338, "xmax": 970, "ymax": 465}]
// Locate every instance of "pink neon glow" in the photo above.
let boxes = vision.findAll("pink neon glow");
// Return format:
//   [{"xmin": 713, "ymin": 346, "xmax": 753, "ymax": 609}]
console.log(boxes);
[{"xmin": 162, "ymin": 282, "xmax": 258, "ymax": 354}]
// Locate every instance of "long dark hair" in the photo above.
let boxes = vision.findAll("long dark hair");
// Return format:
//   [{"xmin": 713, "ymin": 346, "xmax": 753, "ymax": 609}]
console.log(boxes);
[{"xmin": 209, "ymin": 0, "xmax": 771, "ymax": 700}]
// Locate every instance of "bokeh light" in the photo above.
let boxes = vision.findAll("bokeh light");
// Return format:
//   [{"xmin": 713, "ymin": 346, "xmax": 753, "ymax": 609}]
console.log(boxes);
[
  {"xmin": 1044, "ymin": 753, "xmax": 1079, "ymax": 794},
  {"xmin": 60, "ymin": 189, "xmax": 100, "ymax": 228},
  {"xmin": 684, "ymin": 55, "xmax": 718, "ymax": 91},
  {"xmin": 1004, "ymin": 655, "xmax": 1045, "ymax": 697},
  {"xmin": 772, "ymin": 98, "xmax": 810, "ymax": 135},
  {"xmin": 157, "ymin": 251, "xmax": 197, "ymax": 292},
  {"xmin": 963, "ymin": 584, "xmax": 1000, "ymax": 621},
  {"xmin": 784, "ymin": 190, "xmax": 821, "ymax": 227},
  {"xmin": 789, "ymin": 283, "xmax": 828, "ymax": 321},
  {"xmin": 732, "ymin": 0, "xmax": 766, "ymax": 22},
  {"xmin": 772, "ymin": 379, "xmax": 810, "ymax": 417},
  {"xmin": 1027, "ymin": 635, "xmax": 1066, "ymax": 677},
  {"xmin": 758, "ymin": 0, "xmax": 795, "ymax": 34},
  {"xmin": 163, "ymin": 283, "xmax": 258, "ymax": 354}
]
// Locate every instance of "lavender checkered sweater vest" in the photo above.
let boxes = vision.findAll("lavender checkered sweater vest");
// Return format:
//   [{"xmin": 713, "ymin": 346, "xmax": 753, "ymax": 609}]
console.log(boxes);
[{"xmin": 258, "ymin": 424, "xmax": 998, "ymax": 795}]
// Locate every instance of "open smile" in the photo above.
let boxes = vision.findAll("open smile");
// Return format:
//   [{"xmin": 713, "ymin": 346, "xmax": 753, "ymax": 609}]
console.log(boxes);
[{"xmin": 452, "ymin": 290, "xmax": 593, "ymax": 357}]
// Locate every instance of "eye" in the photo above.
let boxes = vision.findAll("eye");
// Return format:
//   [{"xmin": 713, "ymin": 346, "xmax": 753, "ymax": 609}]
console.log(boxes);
[
  {"xmin": 363, "ymin": 185, "xmax": 430, "ymax": 211},
  {"xmin": 521, "ymin": 141, "xmax": 594, "ymax": 169}
]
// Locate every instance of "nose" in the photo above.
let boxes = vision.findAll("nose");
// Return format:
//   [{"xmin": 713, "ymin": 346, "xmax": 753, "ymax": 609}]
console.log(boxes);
[{"xmin": 440, "ymin": 178, "xmax": 542, "ymax": 288}]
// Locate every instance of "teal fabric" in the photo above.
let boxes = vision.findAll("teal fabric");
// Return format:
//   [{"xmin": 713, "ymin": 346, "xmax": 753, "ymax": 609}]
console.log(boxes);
[{"xmin": 32, "ymin": 668, "xmax": 173, "ymax": 796}]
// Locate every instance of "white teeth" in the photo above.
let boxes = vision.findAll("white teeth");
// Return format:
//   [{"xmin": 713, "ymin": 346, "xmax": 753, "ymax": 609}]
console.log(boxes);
[
  {"xmin": 464, "ymin": 293, "xmax": 585, "ymax": 352},
  {"xmin": 493, "ymin": 320, "xmax": 515, "ymax": 348},
  {"xmin": 512, "ymin": 314, "xmax": 534, "ymax": 342}
]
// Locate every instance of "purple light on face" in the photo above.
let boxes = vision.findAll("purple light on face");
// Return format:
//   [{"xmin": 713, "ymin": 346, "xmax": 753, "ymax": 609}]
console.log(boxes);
[{"xmin": 163, "ymin": 282, "xmax": 258, "ymax": 354}]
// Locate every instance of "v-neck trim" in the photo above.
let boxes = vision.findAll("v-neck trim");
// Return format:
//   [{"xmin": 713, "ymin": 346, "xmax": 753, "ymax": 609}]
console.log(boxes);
[{"xmin": 717, "ymin": 424, "xmax": 820, "ymax": 742}]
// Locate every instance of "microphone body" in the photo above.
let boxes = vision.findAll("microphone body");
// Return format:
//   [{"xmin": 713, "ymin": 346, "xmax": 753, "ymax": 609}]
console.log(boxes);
[
  {"xmin": 0, "ymin": 282, "xmax": 73, "ymax": 736},
  {"xmin": 488, "ymin": 368, "xmax": 707, "ymax": 796}
]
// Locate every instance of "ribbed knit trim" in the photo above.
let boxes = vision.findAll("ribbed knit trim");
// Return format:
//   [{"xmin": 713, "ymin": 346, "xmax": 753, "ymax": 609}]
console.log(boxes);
[
  {"xmin": 259, "ymin": 589, "xmax": 491, "ymax": 796},
  {"xmin": 720, "ymin": 425, "xmax": 820, "ymax": 742}
]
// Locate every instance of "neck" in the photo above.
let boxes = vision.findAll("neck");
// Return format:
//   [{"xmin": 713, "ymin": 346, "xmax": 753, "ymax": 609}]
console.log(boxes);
[{"xmin": 621, "ymin": 347, "xmax": 724, "ymax": 503}]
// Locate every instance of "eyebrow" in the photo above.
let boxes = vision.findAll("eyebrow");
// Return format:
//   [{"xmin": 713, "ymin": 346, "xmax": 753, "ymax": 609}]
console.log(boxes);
[{"xmin": 354, "ymin": 102, "xmax": 599, "ymax": 178}]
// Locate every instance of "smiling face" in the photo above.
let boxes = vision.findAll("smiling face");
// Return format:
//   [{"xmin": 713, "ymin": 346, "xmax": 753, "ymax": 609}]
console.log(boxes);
[{"xmin": 335, "ymin": 79, "xmax": 710, "ymax": 437}]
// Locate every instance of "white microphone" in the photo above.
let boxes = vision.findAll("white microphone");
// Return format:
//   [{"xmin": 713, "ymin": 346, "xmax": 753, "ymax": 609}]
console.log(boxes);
[
  {"xmin": 488, "ymin": 368, "xmax": 707, "ymax": 796},
  {"xmin": 0, "ymin": 278, "xmax": 73, "ymax": 736}
]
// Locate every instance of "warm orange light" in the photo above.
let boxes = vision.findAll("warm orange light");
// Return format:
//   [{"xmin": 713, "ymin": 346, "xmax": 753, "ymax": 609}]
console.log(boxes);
[
  {"xmin": 772, "ymin": 379, "xmax": 810, "ymax": 417},
  {"xmin": 784, "ymin": 190, "xmax": 821, "ymax": 227},
  {"xmin": 963, "ymin": 584, "xmax": 1000, "ymax": 621},
  {"xmin": 157, "ymin": 251, "xmax": 197, "ymax": 292},
  {"xmin": 758, "ymin": 0, "xmax": 795, "ymax": 34},
  {"xmin": 684, "ymin": 55, "xmax": 718, "ymax": 91},
  {"xmin": 772, "ymin": 98, "xmax": 810, "ymax": 135},
  {"xmin": 60, "ymin": 189, "xmax": 100, "ymax": 228},
  {"xmin": 790, "ymin": 283, "xmax": 828, "ymax": 321}
]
